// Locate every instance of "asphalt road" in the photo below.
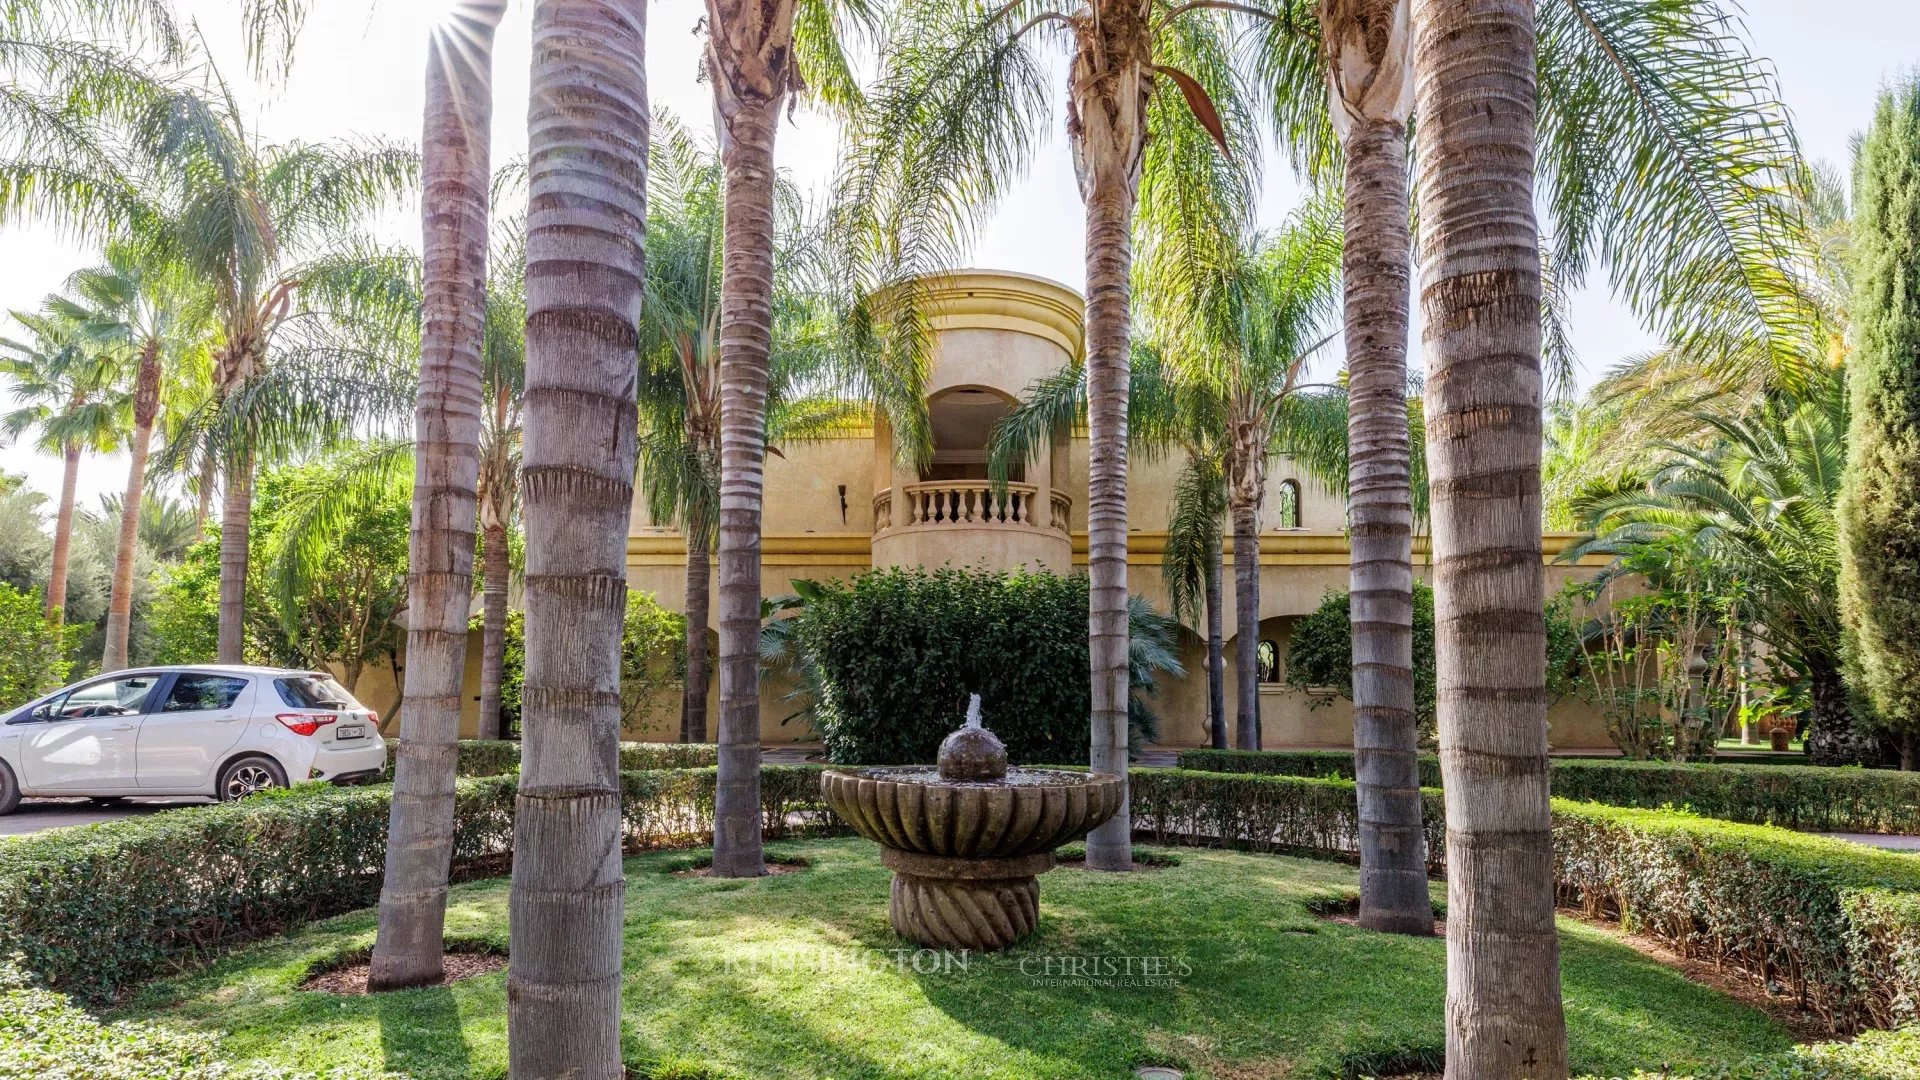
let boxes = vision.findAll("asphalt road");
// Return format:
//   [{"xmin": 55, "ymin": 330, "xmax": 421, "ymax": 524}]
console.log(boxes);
[{"xmin": 0, "ymin": 797, "xmax": 211, "ymax": 837}]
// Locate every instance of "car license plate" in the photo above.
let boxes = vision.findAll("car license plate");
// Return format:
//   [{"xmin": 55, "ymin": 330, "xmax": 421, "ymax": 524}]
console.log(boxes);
[{"xmin": 336, "ymin": 725, "xmax": 365, "ymax": 740}]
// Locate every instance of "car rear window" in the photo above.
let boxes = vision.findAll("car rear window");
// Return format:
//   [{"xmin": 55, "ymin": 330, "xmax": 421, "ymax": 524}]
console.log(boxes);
[
  {"xmin": 162, "ymin": 674, "xmax": 248, "ymax": 712},
  {"xmin": 275, "ymin": 675, "xmax": 358, "ymax": 710}
]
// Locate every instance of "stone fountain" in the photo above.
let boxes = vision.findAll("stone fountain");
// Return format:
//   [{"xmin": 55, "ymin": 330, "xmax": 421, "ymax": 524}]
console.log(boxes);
[{"xmin": 820, "ymin": 695, "xmax": 1124, "ymax": 952}]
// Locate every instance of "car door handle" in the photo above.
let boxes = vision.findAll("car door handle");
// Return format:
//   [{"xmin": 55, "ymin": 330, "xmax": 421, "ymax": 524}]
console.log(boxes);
[
  {"xmin": 217, "ymin": 715, "xmax": 242, "ymax": 723},
  {"xmin": 111, "ymin": 723, "xmax": 137, "ymax": 732}
]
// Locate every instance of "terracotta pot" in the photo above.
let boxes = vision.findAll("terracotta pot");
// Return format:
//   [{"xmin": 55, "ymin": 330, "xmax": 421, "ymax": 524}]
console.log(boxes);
[{"xmin": 1769, "ymin": 729, "xmax": 1790, "ymax": 752}]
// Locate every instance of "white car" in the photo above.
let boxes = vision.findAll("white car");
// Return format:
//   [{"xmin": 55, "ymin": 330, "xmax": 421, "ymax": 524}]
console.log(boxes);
[{"xmin": 0, "ymin": 665, "xmax": 387, "ymax": 814}]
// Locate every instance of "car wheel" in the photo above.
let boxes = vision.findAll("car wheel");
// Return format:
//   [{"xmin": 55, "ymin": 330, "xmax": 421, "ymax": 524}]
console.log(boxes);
[
  {"xmin": 0, "ymin": 761, "xmax": 18, "ymax": 816},
  {"xmin": 217, "ymin": 756, "xmax": 287, "ymax": 802}
]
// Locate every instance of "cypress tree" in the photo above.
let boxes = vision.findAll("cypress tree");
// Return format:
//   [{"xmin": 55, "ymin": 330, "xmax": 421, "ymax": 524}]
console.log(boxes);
[{"xmin": 1840, "ymin": 76, "xmax": 1920, "ymax": 771}]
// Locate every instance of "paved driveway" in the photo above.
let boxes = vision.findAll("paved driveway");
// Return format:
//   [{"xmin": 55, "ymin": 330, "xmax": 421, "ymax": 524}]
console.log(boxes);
[{"xmin": 0, "ymin": 797, "xmax": 211, "ymax": 838}]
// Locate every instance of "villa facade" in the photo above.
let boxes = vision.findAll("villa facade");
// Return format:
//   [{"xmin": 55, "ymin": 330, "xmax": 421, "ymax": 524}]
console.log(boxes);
[{"xmin": 621, "ymin": 270, "xmax": 1616, "ymax": 751}]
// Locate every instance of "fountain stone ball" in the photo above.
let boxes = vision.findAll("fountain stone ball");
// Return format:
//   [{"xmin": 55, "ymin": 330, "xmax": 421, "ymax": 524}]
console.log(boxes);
[{"xmin": 820, "ymin": 694, "xmax": 1125, "ymax": 953}]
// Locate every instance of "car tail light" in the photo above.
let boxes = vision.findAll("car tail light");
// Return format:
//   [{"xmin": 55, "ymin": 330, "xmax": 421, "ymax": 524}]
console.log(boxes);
[
  {"xmin": 367, "ymin": 711, "xmax": 378, "ymax": 727},
  {"xmin": 276, "ymin": 712, "xmax": 337, "ymax": 737}
]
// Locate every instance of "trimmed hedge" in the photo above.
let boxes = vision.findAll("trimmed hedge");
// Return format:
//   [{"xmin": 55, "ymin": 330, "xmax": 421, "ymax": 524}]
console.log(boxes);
[
  {"xmin": 0, "ymin": 961, "xmax": 393, "ymax": 1079},
  {"xmin": 1177, "ymin": 748, "xmax": 1920, "ymax": 835},
  {"xmin": 1135, "ymin": 765, "xmax": 1920, "ymax": 1033},
  {"xmin": 0, "ymin": 765, "xmax": 831, "ymax": 1001},
  {"xmin": 1554, "ymin": 802, "xmax": 1920, "ymax": 1032},
  {"xmin": 378, "ymin": 739, "xmax": 721, "ymax": 779}
]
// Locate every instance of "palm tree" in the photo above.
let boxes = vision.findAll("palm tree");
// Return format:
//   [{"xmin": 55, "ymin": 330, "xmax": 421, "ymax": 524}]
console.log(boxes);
[
  {"xmin": 1411, "ymin": 0, "xmax": 1566, "ymax": 1072},
  {"xmin": 371, "ymin": 0, "xmax": 508, "ymax": 995},
  {"xmin": 991, "ymin": 207, "xmax": 1346, "ymax": 753},
  {"xmin": 48, "ymin": 244, "xmax": 213, "ymax": 671},
  {"xmin": 638, "ymin": 120, "xmax": 920, "ymax": 759},
  {"xmin": 846, "ymin": 0, "xmax": 1258, "ymax": 872},
  {"xmin": 507, "ymin": 1, "xmax": 647, "ymax": 1074},
  {"xmin": 0, "ymin": 310, "xmax": 125, "ymax": 622},
  {"xmin": 125, "ymin": 78, "xmax": 418, "ymax": 663},
  {"xmin": 476, "ymin": 229, "xmax": 526, "ymax": 742},
  {"xmin": 698, "ymin": 0, "xmax": 890, "ymax": 880},
  {"xmin": 1569, "ymin": 372, "xmax": 1852, "ymax": 767}
]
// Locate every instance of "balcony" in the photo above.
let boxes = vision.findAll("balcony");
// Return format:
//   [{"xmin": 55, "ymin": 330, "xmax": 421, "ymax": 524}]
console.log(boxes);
[{"xmin": 871, "ymin": 480, "xmax": 1072, "ymax": 573}]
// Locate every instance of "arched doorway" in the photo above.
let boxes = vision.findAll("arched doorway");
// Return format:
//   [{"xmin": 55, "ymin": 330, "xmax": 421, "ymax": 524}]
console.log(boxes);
[{"xmin": 923, "ymin": 386, "xmax": 1022, "ymax": 483}]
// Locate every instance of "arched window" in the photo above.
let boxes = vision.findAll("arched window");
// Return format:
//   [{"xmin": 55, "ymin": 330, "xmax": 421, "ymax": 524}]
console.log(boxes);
[
  {"xmin": 1256, "ymin": 640, "xmax": 1281, "ymax": 684},
  {"xmin": 1275, "ymin": 480, "xmax": 1301, "ymax": 529}
]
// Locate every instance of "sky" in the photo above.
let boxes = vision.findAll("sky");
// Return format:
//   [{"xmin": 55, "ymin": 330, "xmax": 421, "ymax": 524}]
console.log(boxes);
[{"xmin": 1, "ymin": 0, "xmax": 1916, "ymax": 510}]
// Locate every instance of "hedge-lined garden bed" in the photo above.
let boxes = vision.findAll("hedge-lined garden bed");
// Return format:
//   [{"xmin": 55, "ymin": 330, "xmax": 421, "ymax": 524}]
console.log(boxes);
[
  {"xmin": 1133, "ymin": 765, "xmax": 1920, "ymax": 1034},
  {"xmin": 1176, "ymin": 748, "xmax": 1920, "ymax": 835},
  {"xmin": 8, "ymin": 759, "xmax": 1917, "ymax": 1038},
  {"xmin": 0, "ymin": 765, "xmax": 830, "ymax": 1001},
  {"xmin": 378, "ymin": 739, "xmax": 720, "ymax": 779}
]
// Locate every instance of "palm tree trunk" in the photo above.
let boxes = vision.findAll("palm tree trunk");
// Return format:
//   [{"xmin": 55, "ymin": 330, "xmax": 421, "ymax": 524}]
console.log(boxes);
[
  {"xmin": 1230, "ymin": 501, "xmax": 1261, "ymax": 751},
  {"xmin": 681, "ymin": 518, "xmax": 711, "ymax": 742},
  {"xmin": 1072, "ymin": 11, "xmax": 1151, "ymax": 873},
  {"xmin": 1343, "ymin": 116, "xmax": 1430, "ymax": 937},
  {"xmin": 477, "ymin": 514, "xmax": 510, "ymax": 740},
  {"xmin": 216, "ymin": 451, "xmax": 254, "ymax": 662},
  {"xmin": 192, "ymin": 453, "xmax": 215, "ymax": 544},
  {"xmin": 45, "ymin": 438, "xmax": 80, "ymax": 622},
  {"xmin": 103, "ymin": 340, "xmax": 162, "ymax": 671},
  {"xmin": 508, "ymin": 1, "xmax": 646, "ymax": 1074},
  {"xmin": 1082, "ymin": 186, "xmax": 1138, "ymax": 872},
  {"xmin": 1207, "ymin": 528, "xmax": 1227, "ymax": 750},
  {"xmin": 371, "ymin": 0, "xmax": 501, "ymax": 993},
  {"xmin": 709, "ymin": 42, "xmax": 787, "ymax": 879},
  {"xmin": 1412, "ymin": 0, "xmax": 1568, "ymax": 1073}
]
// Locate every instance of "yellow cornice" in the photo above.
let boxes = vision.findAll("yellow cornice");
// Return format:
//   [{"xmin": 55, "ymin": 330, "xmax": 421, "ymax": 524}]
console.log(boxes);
[{"xmin": 905, "ymin": 270, "xmax": 1085, "ymax": 359}]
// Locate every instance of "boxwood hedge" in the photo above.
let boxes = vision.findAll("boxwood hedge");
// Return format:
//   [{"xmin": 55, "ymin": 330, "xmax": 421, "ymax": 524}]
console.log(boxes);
[
  {"xmin": 379, "ymin": 739, "xmax": 720, "ymax": 779},
  {"xmin": 1177, "ymin": 748, "xmax": 1920, "ymax": 835},
  {"xmin": 1134, "ymin": 765, "xmax": 1920, "ymax": 1033},
  {"xmin": 0, "ymin": 765, "xmax": 830, "ymax": 1001}
]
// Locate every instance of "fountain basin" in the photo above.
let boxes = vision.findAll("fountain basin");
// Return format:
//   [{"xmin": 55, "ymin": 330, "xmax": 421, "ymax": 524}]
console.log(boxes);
[{"xmin": 822, "ymin": 766, "xmax": 1124, "ymax": 951}]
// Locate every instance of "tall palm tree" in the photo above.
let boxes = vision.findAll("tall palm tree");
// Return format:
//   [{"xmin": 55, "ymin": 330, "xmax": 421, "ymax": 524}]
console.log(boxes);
[
  {"xmin": 0, "ymin": 311, "xmax": 125, "ymax": 622},
  {"xmin": 991, "ymin": 205, "xmax": 1346, "ymax": 752},
  {"xmin": 638, "ymin": 120, "xmax": 920, "ymax": 757},
  {"xmin": 476, "ymin": 227, "xmax": 526, "ymax": 742},
  {"xmin": 371, "ymin": 0, "xmax": 508, "ymax": 994},
  {"xmin": 847, "ymin": 0, "xmax": 1257, "ymax": 872},
  {"xmin": 1232, "ymin": 0, "xmax": 1813, "ymax": 939},
  {"xmin": 507, "ymin": 1, "xmax": 647, "ymax": 1075},
  {"xmin": 699, "ymin": 0, "xmax": 888, "ymax": 880},
  {"xmin": 1412, "ymin": 0, "xmax": 1565, "ymax": 1072},
  {"xmin": 49, "ymin": 244, "xmax": 214, "ymax": 671}
]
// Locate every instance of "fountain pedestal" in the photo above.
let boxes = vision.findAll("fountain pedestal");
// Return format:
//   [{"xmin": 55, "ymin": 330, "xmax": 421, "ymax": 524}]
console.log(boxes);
[{"xmin": 820, "ymin": 698, "xmax": 1124, "ymax": 952}]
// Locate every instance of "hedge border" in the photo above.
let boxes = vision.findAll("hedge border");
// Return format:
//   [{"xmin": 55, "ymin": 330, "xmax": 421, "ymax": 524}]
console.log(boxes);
[
  {"xmin": 1176, "ymin": 748, "xmax": 1920, "ymax": 835},
  {"xmin": 0, "ymin": 764, "xmax": 830, "ymax": 1001},
  {"xmin": 378, "ymin": 739, "xmax": 721, "ymax": 780}
]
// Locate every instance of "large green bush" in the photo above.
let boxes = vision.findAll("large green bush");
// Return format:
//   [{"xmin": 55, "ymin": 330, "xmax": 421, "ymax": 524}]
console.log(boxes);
[
  {"xmin": 1176, "ymin": 748, "xmax": 1920, "ymax": 834},
  {"xmin": 0, "ymin": 765, "xmax": 831, "ymax": 1000},
  {"xmin": 0, "ymin": 581, "xmax": 75, "ymax": 711},
  {"xmin": 788, "ymin": 566, "xmax": 1181, "ymax": 765}
]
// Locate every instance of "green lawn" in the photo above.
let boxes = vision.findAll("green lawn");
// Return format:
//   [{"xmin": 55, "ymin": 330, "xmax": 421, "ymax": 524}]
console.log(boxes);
[{"xmin": 119, "ymin": 839, "xmax": 1793, "ymax": 1080}]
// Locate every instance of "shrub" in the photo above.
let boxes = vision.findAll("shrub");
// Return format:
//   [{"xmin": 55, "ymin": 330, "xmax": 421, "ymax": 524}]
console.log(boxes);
[
  {"xmin": 472, "ymin": 593, "xmax": 684, "ymax": 737},
  {"xmin": 1175, "ymin": 749, "xmax": 1920, "ymax": 835},
  {"xmin": 1603, "ymin": 1026, "xmax": 1920, "ymax": 1080},
  {"xmin": 1284, "ymin": 584, "xmax": 1583, "ymax": 741},
  {"xmin": 0, "ymin": 581, "xmax": 75, "ymax": 711},
  {"xmin": 0, "ymin": 961, "xmax": 393, "ymax": 1079},
  {"xmin": 0, "ymin": 765, "xmax": 831, "ymax": 1000},
  {"xmin": 1553, "ymin": 803, "xmax": 1920, "ymax": 1032},
  {"xmin": 378, "ymin": 739, "xmax": 721, "ymax": 779},
  {"xmin": 787, "ymin": 566, "xmax": 1181, "ymax": 765}
]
